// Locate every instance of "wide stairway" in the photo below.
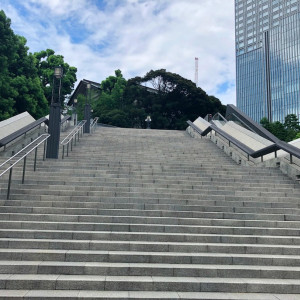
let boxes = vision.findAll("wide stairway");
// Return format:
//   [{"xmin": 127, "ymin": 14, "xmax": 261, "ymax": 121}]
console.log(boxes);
[{"xmin": 0, "ymin": 127, "xmax": 300, "ymax": 299}]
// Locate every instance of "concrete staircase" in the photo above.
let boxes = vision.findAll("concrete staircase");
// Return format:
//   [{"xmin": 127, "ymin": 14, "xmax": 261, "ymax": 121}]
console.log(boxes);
[{"xmin": 0, "ymin": 127, "xmax": 300, "ymax": 299}]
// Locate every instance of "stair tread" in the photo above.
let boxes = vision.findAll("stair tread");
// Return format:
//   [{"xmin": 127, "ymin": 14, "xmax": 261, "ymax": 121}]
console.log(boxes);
[{"xmin": 0, "ymin": 290, "xmax": 298, "ymax": 299}]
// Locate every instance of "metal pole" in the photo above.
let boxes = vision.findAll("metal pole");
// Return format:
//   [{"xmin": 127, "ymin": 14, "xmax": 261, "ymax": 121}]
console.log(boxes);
[
  {"xmin": 22, "ymin": 156, "xmax": 27, "ymax": 184},
  {"xmin": 34, "ymin": 148, "xmax": 38, "ymax": 171},
  {"xmin": 43, "ymin": 140, "xmax": 47, "ymax": 161},
  {"xmin": 71, "ymin": 138, "xmax": 73, "ymax": 151},
  {"xmin": 67, "ymin": 143, "xmax": 69, "ymax": 157},
  {"xmin": 62, "ymin": 145, "xmax": 65, "ymax": 159},
  {"xmin": 7, "ymin": 168, "xmax": 13, "ymax": 200},
  {"xmin": 46, "ymin": 67, "xmax": 63, "ymax": 159}
]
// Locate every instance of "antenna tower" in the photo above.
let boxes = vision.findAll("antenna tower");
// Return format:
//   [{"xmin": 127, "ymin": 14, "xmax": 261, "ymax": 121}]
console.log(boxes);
[{"xmin": 194, "ymin": 57, "xmax": 198, "ymax": 87}]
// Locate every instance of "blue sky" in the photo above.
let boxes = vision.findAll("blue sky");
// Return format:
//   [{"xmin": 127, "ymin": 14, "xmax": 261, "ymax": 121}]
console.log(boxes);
[{"xmin": 0, "ymin": 0, "xmax": 236, "ymax": 105}]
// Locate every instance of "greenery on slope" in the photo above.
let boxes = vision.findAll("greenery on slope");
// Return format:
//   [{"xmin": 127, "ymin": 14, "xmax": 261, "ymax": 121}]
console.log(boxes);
[{"xmin": 260, "ymin": 114, "xmax": 300, "ymax": 142}]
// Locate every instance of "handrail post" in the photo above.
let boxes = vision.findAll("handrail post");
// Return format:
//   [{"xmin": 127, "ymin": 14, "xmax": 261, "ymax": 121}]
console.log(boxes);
[
  {"xmin": 62, "ymin": 145, "xmax": 65, "ymax": 159},
  {"xmin": 290, "ymin": 154, "xmax": 293, "ymax": 164},
  {"xmin": 7, "ymin": 168, "xmax": 13, "ymax": 200},
  {"xmin": 43, "ymin": 140, "xmax": 47, "ymax": 161},
  {"xmin": 71, "ymin": 138, "xmax": 73, "ymax": 151},
  {"xmin": 22, "ymin": 156, "xmax": 27, "ymax": 184},
  {"xmin": 67, "ymin": 143, "xmax": 69, "ymax": 157},
  {"xmin": 34, "ymin": 148, "xmax": 38, "ymax": 171}
]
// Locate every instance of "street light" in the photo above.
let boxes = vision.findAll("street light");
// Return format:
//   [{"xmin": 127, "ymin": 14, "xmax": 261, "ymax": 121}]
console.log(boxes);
[
  {"xmin": 73, "ymin": 98, "xmax": 78, "ymax": 126},
  {"xmin": 46, "ymin": 66, "xmax": 63, "ymax": 158},
  {"xmin": 145, "ymin": 115, "xmax": 151, "ymax": 129},
  {"xmin": 84, "ymin": 83, "xmax": 91, "ymax": 133}
]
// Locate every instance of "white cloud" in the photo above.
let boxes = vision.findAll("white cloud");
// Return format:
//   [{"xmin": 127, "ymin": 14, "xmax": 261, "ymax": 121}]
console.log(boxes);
[{"xmin": 0, "ymin": 0, "xmax": 236, "ymax": 105}]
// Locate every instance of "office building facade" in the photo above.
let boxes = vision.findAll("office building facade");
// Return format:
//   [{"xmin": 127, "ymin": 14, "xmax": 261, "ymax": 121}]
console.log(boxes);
[{"xmin": 235, "ymin": 0, "xmax": 300, "ymax": 123}]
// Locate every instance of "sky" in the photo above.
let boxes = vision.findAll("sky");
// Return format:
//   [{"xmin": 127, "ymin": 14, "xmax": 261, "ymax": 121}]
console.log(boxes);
[{"xmin": 0, "ymin": 0, "xmax": 236, "ymax": 105}]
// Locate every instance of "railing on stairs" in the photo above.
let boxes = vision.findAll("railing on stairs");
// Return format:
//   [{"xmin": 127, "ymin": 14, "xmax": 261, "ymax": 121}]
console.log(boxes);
[
  {"xmin": 0, "ymin": 117, "xmax": 47, "ymax": 151},
  {"xmin": 187, "ymin": 120, "xmax": 300, "ymax": 165},
  {"xmin": 90, "ymin": 117, "xmax": 99, "ymax": 133},
  {"xmin": 60, "ymin": 115, "xmax": 71, "ymax": 132},
  {"xmin": 60, "ymin": 120, "xmax": 86, "ymax": 159},
  {"xmin": 0, "ymin": 134, "xmax": 50, "ymax": 200}
]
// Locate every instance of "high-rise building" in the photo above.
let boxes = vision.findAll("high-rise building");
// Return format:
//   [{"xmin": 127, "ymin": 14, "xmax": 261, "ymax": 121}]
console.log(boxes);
[{"xmin": 235, "ymin": 0, "xmax": 300, "ymax": 123}]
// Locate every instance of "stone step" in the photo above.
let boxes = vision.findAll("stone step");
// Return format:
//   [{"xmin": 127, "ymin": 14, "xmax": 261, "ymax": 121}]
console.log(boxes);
[
  {"xmin": 2, "ymin": 198, "xmax": 300, "ymax": 216},
  {"xmin": 0, "ymin": 206, "xmax": 299, "ymax": 221},
  {"xmin": 5, "ymin": 193, "xmax": 300, "ymax": 206},
  {"xmin": 0, "ymin": 221, "xmax": 300, "ymax": 237},
  {"xmin": 2, "ymin": 180, "xmax": 298, "ymax": 191},
  {"xmin": 10, "ymin": 173, "xmax": 295, "ymax": 184},
  {"xmin": 0, "ymin": 290, "xmax": 297, "ymax": 299},
  {"xmin": 3, "ymin": 198, "xmax": 300, "ymax": 212},
  {"xmin": 5, "ymin": 174, "xmax": 293, "ymax": 186},
  {"xmin": 3, "ymin": 181, "xmax": 299, "ymax": 193},
  {"xmin": 0, "ymin": 261, "xmax": 299, "ymax": 279},
  {"xmin": 3, "ymin": 198, "xmax": 300, "ymax": 215},
  {"xmin": 3, "ymin": 184, "xmax": 300, "ymax": 200},
  {"xmin": 1, "ymin": 238, "xmax": 300, "ymax": 255},
  {"xmin": 0, "ymin": 274, "xmax": 299, "ymax": 293},
  {"xmin": 1, "ymin": 229, "xmax": 300, "ymax": 245},
  {"xmin": 1, "ymin": 213, "xmax": 300, "ymax": 229}
]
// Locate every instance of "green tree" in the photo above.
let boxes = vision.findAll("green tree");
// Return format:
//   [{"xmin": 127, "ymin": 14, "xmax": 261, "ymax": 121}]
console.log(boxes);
[
  {"xmin": 294, "ymin": 132, "xmax": 300, "ymax": 140},
  {"xmin": 91, "ymin": 69, "xmax": 225, "ymax": 129},
  {"xmin": 0, "ymin": 10, "xmax": 17, "ymax": 120},
  {"xmin": 126, "ymin": 69, "xmax": 225, "ymax": 130},
  {"xmin": 34, "ymin": 49, "xmax": 77, "ymax": 106},
  {"xmin": 260, "ymin": 114, "xmax": 300, "ymax": 142},
  {"xmin": 284, "ymin": 114, "xmax": 300, "ymax": 141},
  {"xmin": 75, "ymin": 94, "xmax": 86, "ymax": 121},
  {"xmin": 0, "ymin": 10, "xmax": 48, "ymax": 120},
  {"xmin": 11, "ymin": 36, "xmax": 48, "ymax": 118},
  {"xmin": 93, "ymin": 70, "xmax": 128, "ymax": 124}
]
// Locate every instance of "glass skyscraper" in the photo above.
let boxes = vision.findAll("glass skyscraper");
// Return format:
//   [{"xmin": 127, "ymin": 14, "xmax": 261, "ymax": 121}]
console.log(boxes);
[{"xmin": 235, "ymin": 0, "xmax": 300, "ymax": 123}]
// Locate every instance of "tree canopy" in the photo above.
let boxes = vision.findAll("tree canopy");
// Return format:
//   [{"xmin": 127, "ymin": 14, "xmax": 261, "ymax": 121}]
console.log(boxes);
[
  {"xmin": 34, "ymin": 49, "xmax": 77, "ymax": 106},
  {"xmin": 0, "ymin": 10, "xmax": 77, "ymax": 121},
  {"xmin": 89, "ymin": 69, "xmax": 225, "ymax": 130},
  {"xmin": 260, "ymin": 114, "xmax": 300, "ymax": 142},
  {"xmin": 124, "ymin": 69, "xmax": 226, "ymax": 130}
]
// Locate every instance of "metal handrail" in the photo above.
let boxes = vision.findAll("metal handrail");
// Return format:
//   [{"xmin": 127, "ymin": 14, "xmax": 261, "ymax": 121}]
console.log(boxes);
[
  {"xmin": 60, "ymin": 115, "xmax": 71, "ymax": 132},
  {"xmin": 187, "ymin": 120, "xmax": 282, "ymax": 162},
  {"xmin": 0, "ymin": 117, "xmax": 47, "ymax": 149},
  {"xmin": 61, "ymin": 120, "xmax": 86, "ymax": 159},
  {"xmin": 90, "ymin": 117, "xmax": 99, "ymax": 133},
  {"xmin": 0, "ymin": 133, "xmax": 50, "ymax": 199},
  {"xmin": 212, "ymin": 112, "xmax": 227, "ymax": 123}
]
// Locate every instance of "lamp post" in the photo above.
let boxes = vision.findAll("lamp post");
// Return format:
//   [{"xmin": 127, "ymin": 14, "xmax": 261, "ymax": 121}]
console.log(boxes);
[
  {"xmin": 73, "ymin": 98, "xmax": 78, "ymax": 126},
  {"xmin": 84, "ymin": 83, "xmax": 91, "ymax": 133},
  {"xmin": 46, "ymin": 66, "xmax": 63, "ymax": 158},
  {"xmin": 145, "ymin": 115, "xmax": 151, "ymax": 129}
]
